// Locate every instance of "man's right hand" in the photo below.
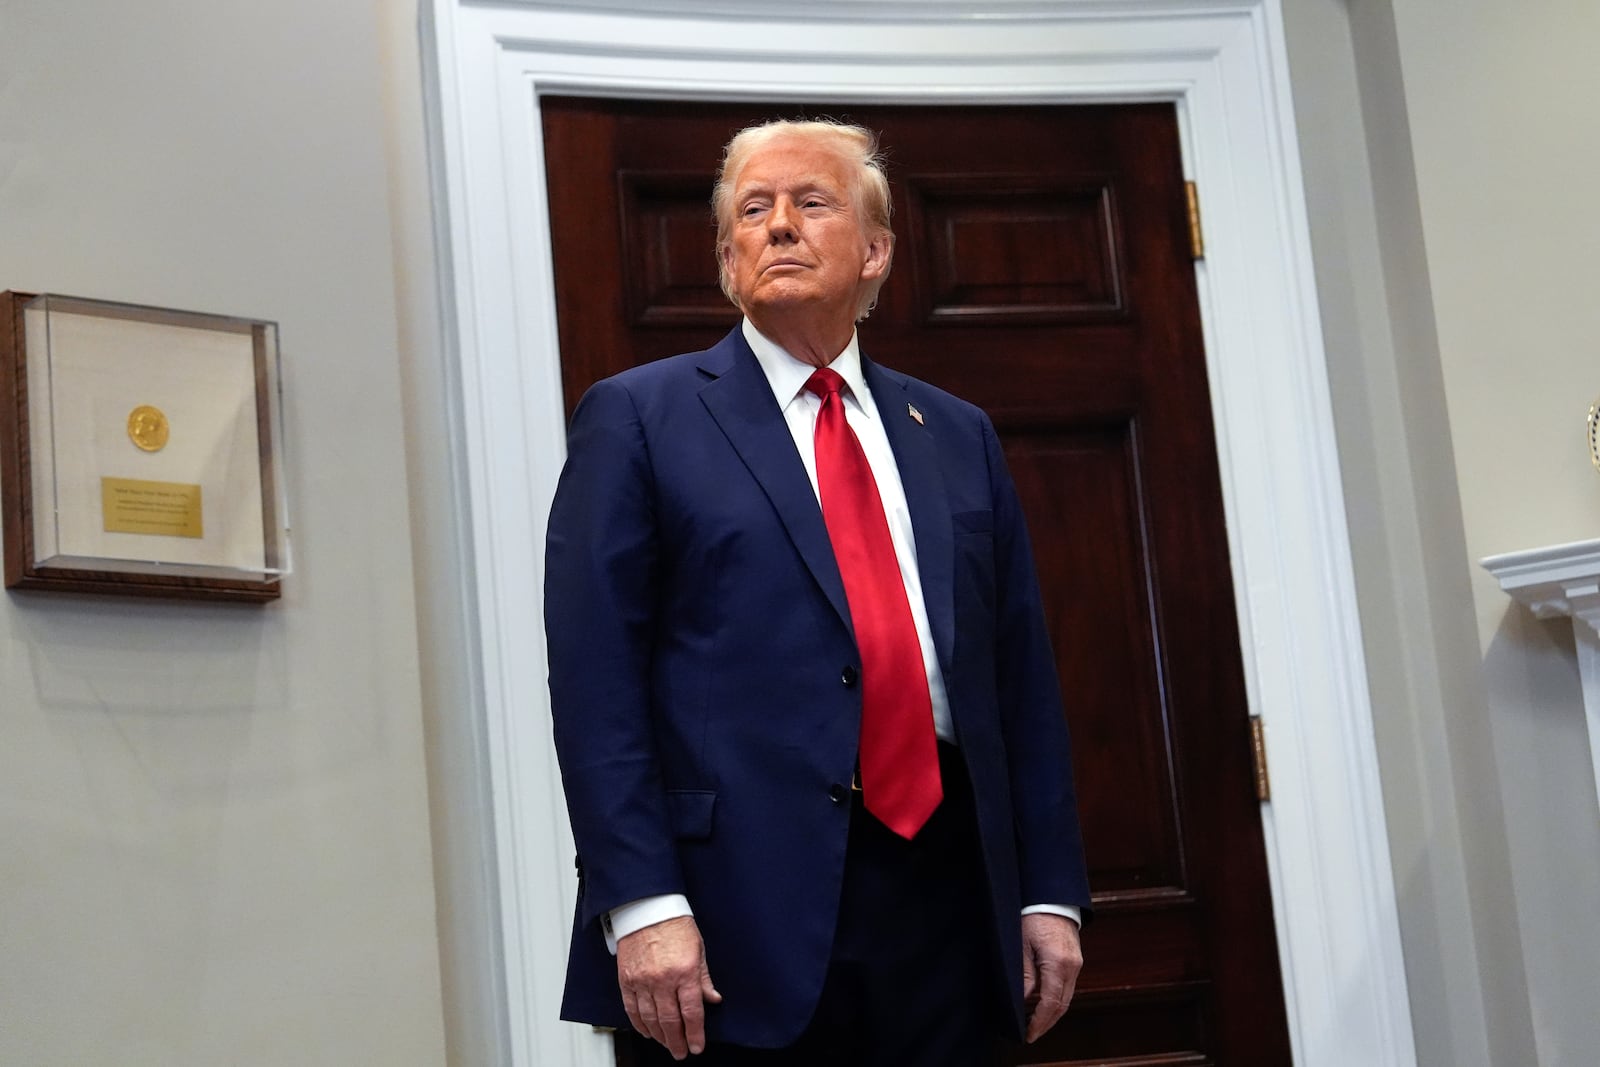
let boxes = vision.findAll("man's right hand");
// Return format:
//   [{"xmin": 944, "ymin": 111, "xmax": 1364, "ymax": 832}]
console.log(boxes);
[{"xmin": 616, "ymin": 915, "xmax": 722, "ymax": 1060}]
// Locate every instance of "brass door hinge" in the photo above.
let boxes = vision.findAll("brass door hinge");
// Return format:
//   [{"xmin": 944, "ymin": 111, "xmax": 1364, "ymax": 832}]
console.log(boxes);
[
  {"xmin": 1186, "ymin": 180, "xmax": 1205, "ymax": 260},
  {"xmin": 1250, "ymin": 715, "xmax": 1271, "ymax": 802}
]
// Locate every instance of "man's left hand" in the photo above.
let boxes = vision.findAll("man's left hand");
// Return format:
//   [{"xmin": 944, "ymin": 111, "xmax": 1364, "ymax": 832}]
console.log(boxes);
[{"xmin": 1021, "ymin": 913, "xmax": 1082, "ymax": 1043}]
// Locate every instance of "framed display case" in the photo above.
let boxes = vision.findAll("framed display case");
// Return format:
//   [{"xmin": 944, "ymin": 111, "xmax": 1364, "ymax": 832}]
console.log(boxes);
[{"xmin": 0, "ymin": 291, "xmax": 290, "ymax": 602}]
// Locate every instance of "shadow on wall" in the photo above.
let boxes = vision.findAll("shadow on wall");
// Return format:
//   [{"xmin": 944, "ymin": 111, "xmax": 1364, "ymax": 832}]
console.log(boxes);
[
  {"xmin": 12, "ymin": 593, "xmax": 287, "ymax": 716},
  {"xmin": 1479, "ymin": 603, "xmax": 1600, "ymax": 1066},
  {"xmin": 5, "ymin": 593, "xmax": 295, "ymax": 798}
]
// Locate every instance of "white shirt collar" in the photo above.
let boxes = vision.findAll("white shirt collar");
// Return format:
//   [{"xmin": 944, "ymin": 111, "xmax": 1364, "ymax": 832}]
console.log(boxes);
[{"xmin": 741, "ymin": 318, "xmax": 873, "ymax": 418}]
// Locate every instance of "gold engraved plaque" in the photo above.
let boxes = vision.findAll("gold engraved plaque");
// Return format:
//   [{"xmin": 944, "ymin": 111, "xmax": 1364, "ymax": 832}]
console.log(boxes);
[
  {"xmin": 127, "ymin": 404, "xmax": 170, "ymax": 452},
  {"xmin": 101, "ymin": 477, "xmax": 204, "ymax": 539}
]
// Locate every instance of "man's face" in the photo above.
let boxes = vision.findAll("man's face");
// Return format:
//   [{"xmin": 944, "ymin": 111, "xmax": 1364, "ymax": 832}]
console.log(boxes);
[{"xmin": 720, "ymin": 135, "xmax": 891, "ymax": 328}]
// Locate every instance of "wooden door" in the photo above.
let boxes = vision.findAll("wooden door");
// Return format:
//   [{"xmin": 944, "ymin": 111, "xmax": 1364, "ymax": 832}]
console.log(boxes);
[{"xmin": 542, "ymin": 98, "xmax": 1294, "ymax": 1067}]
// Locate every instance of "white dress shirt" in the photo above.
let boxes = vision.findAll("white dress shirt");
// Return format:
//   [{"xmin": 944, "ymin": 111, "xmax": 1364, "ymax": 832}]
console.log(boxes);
[
  {"xmin": 605, "ymin": 321, "xmax": 1079, "ymax": 950},
  {"xmin": 744, "ymin": 319, "xmax": 956, "ymax": 743}
]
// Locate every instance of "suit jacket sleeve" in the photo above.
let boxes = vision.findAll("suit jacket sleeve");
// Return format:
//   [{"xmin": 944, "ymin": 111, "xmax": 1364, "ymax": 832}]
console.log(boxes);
[
  {"xmin": 983, "ymin": 413, "xmax": 1093, "ymax": 913},
  {"xmin": 545, "ymin": 377, "xmax": 684, "ymax": 930}
]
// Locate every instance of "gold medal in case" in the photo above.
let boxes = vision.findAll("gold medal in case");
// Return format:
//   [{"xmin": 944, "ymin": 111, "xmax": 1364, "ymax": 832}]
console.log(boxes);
[{"xmin": 127, "ymin": 405, "xmax": 170, "ymax": 453}]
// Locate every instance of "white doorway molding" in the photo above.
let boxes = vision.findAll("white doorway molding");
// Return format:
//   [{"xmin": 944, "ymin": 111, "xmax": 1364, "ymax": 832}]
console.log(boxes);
[{"xmin": 420, "ymin": 3, "xmax": 1419, "ymax": 1065}]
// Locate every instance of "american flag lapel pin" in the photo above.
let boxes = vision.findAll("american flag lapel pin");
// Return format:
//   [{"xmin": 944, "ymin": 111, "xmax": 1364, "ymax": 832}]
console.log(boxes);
[{"xmin": 907, "ymin": 403, "xmax": 924, "ymax": 426}]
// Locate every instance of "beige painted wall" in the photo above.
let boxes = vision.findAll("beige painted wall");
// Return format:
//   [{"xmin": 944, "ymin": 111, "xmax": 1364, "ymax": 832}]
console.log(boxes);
[
  {"xmin": 1395, "ymin": 0, "xmax": 1600, "ymax": 579},
  {"xmin": 1283, "ymin": 4, "xmax": 1519, "ymax": 1063},
  {"xmin": 1390, "ymin": 2, "xmax": 1600, "ymax": 1064},
  {"xmin": 0, "ymin": 2, "xmax": 447, "ymax": 1064},
  {"xmin": 1286, "ymin": 1, "xmax": 1600, "ymax": 1065}
]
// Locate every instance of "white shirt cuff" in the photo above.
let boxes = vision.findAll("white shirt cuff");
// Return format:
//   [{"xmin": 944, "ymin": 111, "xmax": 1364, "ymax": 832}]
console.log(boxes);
[
  {"xmin": 604, "ymin": 894, "xmax": 694, "ymax": 954},
  {"xmin": 1022, "ymin": 903, "xmax": 1082, "ymax": 927},
  {"xmin": 604, "ymin": 896, "xmax": 1074, "ymax": 954}
]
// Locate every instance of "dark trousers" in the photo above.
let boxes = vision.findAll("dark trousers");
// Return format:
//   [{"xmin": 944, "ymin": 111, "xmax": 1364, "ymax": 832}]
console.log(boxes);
[{"xmin": 624, "ymin": 745, "xmax": 1010, "ymax": 1067}]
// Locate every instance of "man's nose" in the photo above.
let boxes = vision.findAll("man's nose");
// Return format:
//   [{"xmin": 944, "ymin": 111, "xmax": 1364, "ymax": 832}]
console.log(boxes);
[{"xmin": 766, "ymin": 199, "xmax": 798, "ymax": 241}]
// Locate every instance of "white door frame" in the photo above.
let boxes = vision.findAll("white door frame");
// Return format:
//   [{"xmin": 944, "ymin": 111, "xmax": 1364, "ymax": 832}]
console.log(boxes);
[{"xmin": 420, "ymin": 3, "xmax": 1418, "ymax": 1065}]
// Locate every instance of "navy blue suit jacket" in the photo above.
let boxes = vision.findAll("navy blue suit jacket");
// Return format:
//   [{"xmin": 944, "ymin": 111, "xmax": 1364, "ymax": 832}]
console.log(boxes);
[{"xmin": 545, "ymin": 327, "xmax": 1090, "ymax": 1048}]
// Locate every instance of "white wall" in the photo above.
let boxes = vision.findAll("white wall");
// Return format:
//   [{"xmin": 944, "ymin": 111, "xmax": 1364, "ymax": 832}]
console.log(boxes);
[{"xmin": 0, "ymin": 2, "xmax": 447, "ymax": 1064}]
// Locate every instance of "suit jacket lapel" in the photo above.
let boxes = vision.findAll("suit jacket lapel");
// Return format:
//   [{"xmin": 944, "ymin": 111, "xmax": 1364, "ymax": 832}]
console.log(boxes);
[
  {"xmin": 865, "ymin": 358, "xmax": 956, "ymax": 679},
  {"xmin": 697, "ymin": 330, "xmax": 854, "ymax": 634}
]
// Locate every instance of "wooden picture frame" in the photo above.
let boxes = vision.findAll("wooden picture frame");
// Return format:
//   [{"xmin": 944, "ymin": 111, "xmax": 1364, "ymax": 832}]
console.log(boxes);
[{"xmin": 0, "ymin": 291, "xmax": 289, "ymax": 602}]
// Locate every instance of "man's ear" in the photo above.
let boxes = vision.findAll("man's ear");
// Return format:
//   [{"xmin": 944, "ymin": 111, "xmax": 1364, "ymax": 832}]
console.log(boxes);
[
  {"xmin": 860, "ymin": 230, "xmax": 894, "ymax": 281},
  {"xmin": 718, "ymin": 242, "xmax": 743, "ymax": 310}
]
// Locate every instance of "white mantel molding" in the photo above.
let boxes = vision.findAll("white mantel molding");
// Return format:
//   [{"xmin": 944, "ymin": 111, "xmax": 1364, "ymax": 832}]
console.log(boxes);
[
  {"xmin": 1483, "ymin": 538, "xmax": 1600, "ymax": 820},
  {"xmin": 1482, "ymin": 539, "xmax": 1600, "ymax": 632}
]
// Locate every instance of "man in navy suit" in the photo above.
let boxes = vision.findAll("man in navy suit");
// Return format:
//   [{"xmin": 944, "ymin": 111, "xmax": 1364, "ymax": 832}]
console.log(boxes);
[{"xmin": 546, "ymin": 118, "xmax": 1090, "ymax": 1064}]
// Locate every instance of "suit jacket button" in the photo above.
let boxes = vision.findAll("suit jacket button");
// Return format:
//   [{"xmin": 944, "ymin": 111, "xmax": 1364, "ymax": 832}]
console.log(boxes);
[
  {"xmin": 840, "ymin": 666, "xmax": 858, "ymax": 688},
  {"xmin": 829, "ymin": 784, "xmax": 849, "ymax": 804}
]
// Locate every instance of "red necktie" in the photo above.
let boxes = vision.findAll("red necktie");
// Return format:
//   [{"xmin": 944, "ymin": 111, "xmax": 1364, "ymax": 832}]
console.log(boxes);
[{"xmin": 806, "ymin": 368, "xmax": 942, "ymax": 839}]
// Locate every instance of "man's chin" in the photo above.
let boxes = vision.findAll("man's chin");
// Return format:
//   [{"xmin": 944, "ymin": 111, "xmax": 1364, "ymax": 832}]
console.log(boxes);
[{"xmin": 744, "ymin": 286, "xmax": 827, "ymax": 314}]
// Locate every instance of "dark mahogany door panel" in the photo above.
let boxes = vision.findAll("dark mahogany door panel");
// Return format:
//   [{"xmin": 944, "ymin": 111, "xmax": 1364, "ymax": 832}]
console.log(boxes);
[{"xmin": 541, "ymin": 97, "xmax": 1293, "ymax": 1067}]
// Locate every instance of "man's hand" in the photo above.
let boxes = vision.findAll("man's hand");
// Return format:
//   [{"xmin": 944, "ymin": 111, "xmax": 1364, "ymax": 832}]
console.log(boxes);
[
  {"xmin": 1021, "ymin": 913, "xmax": 1083, "ymax": 1043},
  {"xmin": 616, "ymin": 915, "xmax": 722, "ymax": 1060}
]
